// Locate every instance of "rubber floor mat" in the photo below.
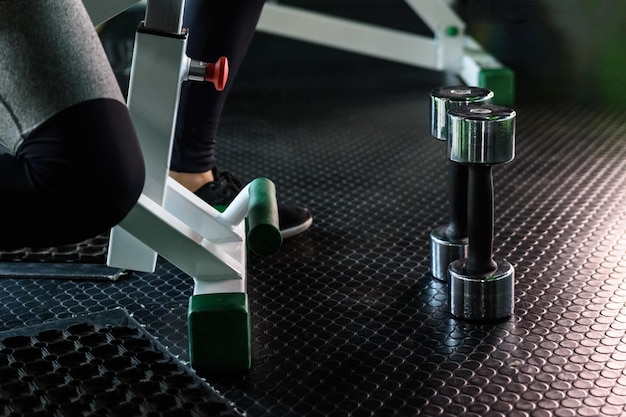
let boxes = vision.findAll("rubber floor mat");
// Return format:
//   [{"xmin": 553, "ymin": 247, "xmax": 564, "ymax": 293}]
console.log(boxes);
[
  {"xmin": 0, "ymin": 309, "xmax": 242, "ymax": 417},
  {"xmin": 0, "ymin": 234, "xmax": 109, "ymax": 264},
  {"xmin": 0, "ymin": 234, "xmax": 122, "ymax": 281}
]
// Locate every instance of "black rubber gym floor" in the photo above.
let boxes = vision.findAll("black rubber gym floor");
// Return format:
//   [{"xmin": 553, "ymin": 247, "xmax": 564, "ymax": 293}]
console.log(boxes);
[{"xmin": 3, "ymin": 2, "xmax": 626, "ymax": 416}]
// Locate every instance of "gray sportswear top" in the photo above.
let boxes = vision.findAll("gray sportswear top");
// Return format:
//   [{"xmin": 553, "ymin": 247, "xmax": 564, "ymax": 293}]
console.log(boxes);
[{"xmin": 0, "ymin": 0, "xmax": 124, "ymax": 154}]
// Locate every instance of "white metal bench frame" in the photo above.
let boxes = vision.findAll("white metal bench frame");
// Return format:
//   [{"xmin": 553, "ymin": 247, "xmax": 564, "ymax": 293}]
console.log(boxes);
[{"xmin": 81, "ymin": 0, "xmax": 511, "ymax": 371}]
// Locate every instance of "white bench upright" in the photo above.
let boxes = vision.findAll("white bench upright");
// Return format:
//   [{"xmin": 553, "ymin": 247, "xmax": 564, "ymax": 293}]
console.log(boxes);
[{"xmin": 84, "ymin": 0, "xmax": 282, "ymax": 372}]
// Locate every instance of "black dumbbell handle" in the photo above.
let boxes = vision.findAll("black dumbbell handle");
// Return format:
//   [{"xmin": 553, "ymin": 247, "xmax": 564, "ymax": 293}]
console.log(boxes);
[
  {"xmin": 445, "ymin": 161, "xmax": 468, "ymax": 241},
  {"xmin": 466, "ymin": 165, "xmax": 498, "ymax": 274}
]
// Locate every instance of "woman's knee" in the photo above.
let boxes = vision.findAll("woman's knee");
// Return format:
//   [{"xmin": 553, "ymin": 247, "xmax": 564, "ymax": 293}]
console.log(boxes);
[
  {"xmin": 77, "ymin": 99, "xmax": 146, "ymax": 222},
  {"xmin": 24, "ymin": 98, "xmax": 146, "ymax": 230}
]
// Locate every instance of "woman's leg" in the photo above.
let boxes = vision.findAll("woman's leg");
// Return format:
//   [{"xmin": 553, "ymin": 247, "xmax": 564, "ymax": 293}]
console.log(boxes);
[
  {"xmin": 0, "ymin": 99, "xmax": 145, "ymax": 250},
  {"xmin": 169, "ymin": 0, "xmax": 312, "ymax": 238},
  {"xmin": 170, "ymin": 0, "xmax": 266, "ymax": 181}
]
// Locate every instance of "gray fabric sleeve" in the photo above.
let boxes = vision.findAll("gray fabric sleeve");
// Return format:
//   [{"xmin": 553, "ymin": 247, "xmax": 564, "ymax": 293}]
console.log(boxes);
[{"xmin": 0, "ymin": 0, "xmax": 125, "ymax": 154}]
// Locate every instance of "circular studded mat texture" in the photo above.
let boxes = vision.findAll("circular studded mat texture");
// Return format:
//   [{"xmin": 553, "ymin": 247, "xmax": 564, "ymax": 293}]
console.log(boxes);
[{"xmin": 3, "ymin": 33, "xmax": 626, "ymax": 417}]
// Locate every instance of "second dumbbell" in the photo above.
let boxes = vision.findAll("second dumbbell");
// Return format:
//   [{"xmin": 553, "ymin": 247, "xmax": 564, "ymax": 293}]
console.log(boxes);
[{"xmin": 429, "ymin": 86, "xmax": 494, "ymax": 281}]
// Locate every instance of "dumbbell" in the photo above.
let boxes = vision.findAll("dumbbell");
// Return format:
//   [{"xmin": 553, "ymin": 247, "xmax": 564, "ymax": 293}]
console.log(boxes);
[
  {"xmin": 429, "ymin": 86, "xmax": 494, "ymax": 281},
  {"xmin": 446, "ymin": 103, "xmax": 516, "ymax": 321}
]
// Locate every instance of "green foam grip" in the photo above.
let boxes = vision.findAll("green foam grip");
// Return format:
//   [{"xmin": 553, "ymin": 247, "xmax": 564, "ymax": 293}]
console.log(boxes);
[
  {"xmin": 247, "ymin": 177, "xmax": 282, "ymax": 256},
  {"xmin": 478, "ymin": 67, "xmax": 515, "ymax": 106},
  {"xmin": 188, "ymin": 293, "xmax": 251, "ymax": 372}
]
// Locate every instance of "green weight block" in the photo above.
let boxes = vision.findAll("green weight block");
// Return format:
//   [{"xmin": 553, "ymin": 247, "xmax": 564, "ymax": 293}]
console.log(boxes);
[{"xmin": 188, "ymin": 293, "xmax": 251, "ymax": 372}]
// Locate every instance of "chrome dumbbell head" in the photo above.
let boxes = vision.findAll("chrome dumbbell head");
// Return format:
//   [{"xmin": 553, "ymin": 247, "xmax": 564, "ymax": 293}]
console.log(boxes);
[
  {"xmin": 449, "ymin": 259, "xmax": 514, "ymax": 321},
  {"xmin": 430, "ymin": 86, "xmax": 493, "ymax": 140},
  {"xmin": 430, "ymin": 224, "xmax": 467, "ymax": 281},
  {"xmin": 448, "ymin": 104, "xmax": 516, "ymax": 165}
]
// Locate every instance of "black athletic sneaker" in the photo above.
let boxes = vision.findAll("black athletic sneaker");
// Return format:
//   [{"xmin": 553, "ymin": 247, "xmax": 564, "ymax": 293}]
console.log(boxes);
[{"xmin": 194, "ymin": 168, "xmax": 312, "ymax": 239}]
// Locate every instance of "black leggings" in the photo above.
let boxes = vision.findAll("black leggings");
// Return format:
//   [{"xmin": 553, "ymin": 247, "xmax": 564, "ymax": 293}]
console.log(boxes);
[
  {"xmin": 170, "ymin": 0, "xmax": 266, "ymax": 173},
  {"xmin": 0, "ymin": 99, "xmax": 145, "ymax": 250}
]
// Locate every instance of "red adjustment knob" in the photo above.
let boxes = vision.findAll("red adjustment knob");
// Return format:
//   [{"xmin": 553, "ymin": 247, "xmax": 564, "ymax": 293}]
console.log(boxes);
[{"xmin": 205, "ymin": 56, "xmax": 228, "ymax": 91}]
